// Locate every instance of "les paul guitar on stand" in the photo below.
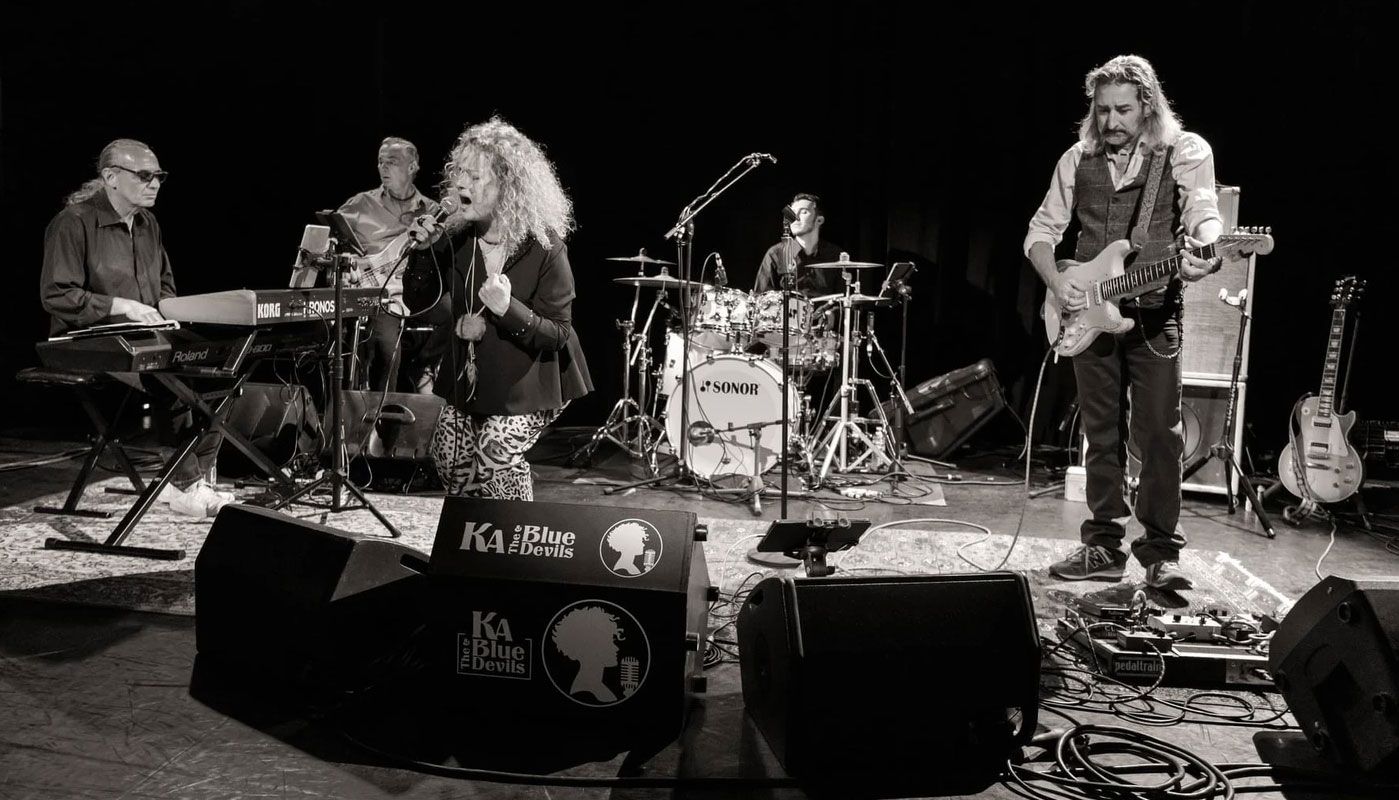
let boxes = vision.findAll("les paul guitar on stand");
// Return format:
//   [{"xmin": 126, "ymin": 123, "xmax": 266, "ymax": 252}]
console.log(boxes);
[
  {"xmin": 1043, "ymin": 228, "xmax": 1274, "ymax": 357},
  {"xmin": 1278, "ymin": 276, "xmax": 1366, "ymax": 504}
]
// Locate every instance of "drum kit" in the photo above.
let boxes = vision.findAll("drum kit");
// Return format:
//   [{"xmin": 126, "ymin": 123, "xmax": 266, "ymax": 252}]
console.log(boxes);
[{"xmin": 572, "ymin": 247, "xmax": 916, "ymax": 499}]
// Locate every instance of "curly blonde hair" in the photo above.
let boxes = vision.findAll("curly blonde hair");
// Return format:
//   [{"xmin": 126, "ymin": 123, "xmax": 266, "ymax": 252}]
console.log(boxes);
[
  {"xmin": 443, "ymin": 117, "xmax": 574, "ymax": 255},
  {"xmin": 1077, "ymin": 55, "xmax": 1183, "ymax": 155}
]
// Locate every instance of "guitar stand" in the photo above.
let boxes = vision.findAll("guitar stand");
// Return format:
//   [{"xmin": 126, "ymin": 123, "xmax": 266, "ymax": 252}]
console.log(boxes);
[{"xmin": 1180, "ymin": 289, "xmax": 1275, "ymax": 538}]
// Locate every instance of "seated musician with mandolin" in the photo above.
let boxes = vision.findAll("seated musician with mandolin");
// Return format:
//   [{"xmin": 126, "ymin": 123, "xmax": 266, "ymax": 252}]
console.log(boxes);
[
  {"xmin": 337, "ymin": 136, "xmax": 448, "ymax": 393},
  {"xmin": 1024, "ymin": 55, "xmax": 1225, "ymax": 591},
  {"xmin": 39, "ymin": 139, "xmax": 232, "ymax": 518}
]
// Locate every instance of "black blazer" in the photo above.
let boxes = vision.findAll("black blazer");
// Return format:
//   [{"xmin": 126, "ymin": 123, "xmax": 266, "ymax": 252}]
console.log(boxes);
[{"xmin": 406, "ymin": 226, "xmax": 592, "ymax": 416}]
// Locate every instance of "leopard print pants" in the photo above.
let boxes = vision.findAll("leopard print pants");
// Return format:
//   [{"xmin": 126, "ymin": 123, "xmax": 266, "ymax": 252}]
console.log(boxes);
[{"xmin": 429, "ymin": 403, "xmax": 566, "ymax": 500}]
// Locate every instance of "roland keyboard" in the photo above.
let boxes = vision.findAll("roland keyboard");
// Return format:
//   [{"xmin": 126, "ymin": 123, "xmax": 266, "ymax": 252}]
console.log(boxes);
[
  {"xmin": 37, "ymin": 323, "xmax": 328, "ymax": 375},
  {"xmin": 158, "ymin": 287, "xmax": 384, "ymax": 326}
]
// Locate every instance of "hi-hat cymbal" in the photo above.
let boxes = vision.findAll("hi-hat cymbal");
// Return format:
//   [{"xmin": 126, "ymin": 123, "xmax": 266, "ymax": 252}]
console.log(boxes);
[
  {"xmin": 805, "ymin": 258, "xmax": 884, "ymax": 269},
  {"xmin": 613, "ymin": 275, "xmax": 707, "ymax": 290},
  {"xmin": 606, "ymin": 253, "xmax": 676, "ymax": 266}
]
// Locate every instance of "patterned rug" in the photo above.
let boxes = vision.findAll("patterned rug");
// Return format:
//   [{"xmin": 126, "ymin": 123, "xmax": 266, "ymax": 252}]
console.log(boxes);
[{"xmin": 0, "ymin": 475, "xmax": 1293, "ymax": 624}]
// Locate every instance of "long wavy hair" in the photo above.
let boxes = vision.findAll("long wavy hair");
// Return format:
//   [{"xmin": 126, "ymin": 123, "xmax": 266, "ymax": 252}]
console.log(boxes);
[
  {"xmin": 1077, "ymin": 55, "xmax": 1183, "ymax": 155},
  {"xmin": 65, "ymin": 139, "xmax": 152, "ymax": 206},
  {"xmin": 442, "ymin": 117, "xmax": 574, "ymax": 255}
]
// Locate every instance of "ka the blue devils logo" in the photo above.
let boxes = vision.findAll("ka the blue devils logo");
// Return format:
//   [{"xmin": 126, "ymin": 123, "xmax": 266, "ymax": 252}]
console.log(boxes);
[
  {"xmin": 599, "ymin": 518, "xmax": 663, "ymax": 577},
  {"xmin": 542, "ymin": 600, "xmax": 650, "ymax": 707}
]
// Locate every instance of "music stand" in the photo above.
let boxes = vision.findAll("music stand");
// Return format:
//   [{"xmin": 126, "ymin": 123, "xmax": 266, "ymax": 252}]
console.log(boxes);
[
  {"xmin": 753, "ymin": 518, "xmax": 871, "ymax": 577},
  {"xmin": 273, "ymin": 211, "xmax": 401, "ymax": 538}
]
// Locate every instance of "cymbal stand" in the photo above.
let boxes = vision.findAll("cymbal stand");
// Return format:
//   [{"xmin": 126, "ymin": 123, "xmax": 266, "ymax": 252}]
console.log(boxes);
[
  {"xmin": 814, "ymin": 268, "xmax": 895, "ymax": 484},
  {"xmin": 569, "ymin": 263, "xmax": 664, "ymax": 467},
  {"xmin": 865, "ymin": 311, "xmax": 912, "ymax": 477}
]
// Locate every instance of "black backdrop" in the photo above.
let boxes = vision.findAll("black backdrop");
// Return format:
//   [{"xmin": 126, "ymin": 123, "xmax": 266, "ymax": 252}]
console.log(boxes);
[{"xmin": 3, "ymin": 1, "xmax": 1394, "ymax": 462}]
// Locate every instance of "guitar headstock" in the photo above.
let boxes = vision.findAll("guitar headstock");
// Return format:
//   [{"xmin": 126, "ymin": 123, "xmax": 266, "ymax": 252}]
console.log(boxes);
[
  {"xmin": 1331, "ymin": 275, "xmax": 1366, "ymax": 309},
  {"xmin": 1218, "ymin": 226, "xmax": 1275, "ymax": 258}
]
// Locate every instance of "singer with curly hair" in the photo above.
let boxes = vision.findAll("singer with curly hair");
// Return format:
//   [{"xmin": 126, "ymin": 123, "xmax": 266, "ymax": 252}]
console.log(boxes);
[{"xmin": 405, "ymin": 117, "xmax": 591, "ymax": 500}]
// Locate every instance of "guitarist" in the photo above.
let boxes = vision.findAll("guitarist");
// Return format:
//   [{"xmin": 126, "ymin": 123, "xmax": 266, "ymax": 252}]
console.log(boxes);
[
  {"xmin": 1024, "ymin": 55, "xmax": 1224, "ymax": 591},
  {"xmin": 337, "ymin": 136, "xmax": 445, "ymax": 393}
]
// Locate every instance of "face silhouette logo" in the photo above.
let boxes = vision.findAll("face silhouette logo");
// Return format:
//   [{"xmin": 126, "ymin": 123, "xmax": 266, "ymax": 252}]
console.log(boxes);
[
  {"xmin": 543, "ymin": 600, "xmax": 650, "ymax": 707},
  {"xmin": 599, "ymin": 519, "xmax": 663, "ymax": 577}
]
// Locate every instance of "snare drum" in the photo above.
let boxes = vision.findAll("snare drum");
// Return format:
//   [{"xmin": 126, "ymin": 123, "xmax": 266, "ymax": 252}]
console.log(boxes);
[
  {"xmin": 752, "ymin": 291, "xmax": 812, "ymax": 348},
  {"xmin": 665, "ymin": 354, "xmax": 797, "ymax": 480},
  {"xmin": 691, "ymin": 287, "xmax": 753, "ymax": 349}
]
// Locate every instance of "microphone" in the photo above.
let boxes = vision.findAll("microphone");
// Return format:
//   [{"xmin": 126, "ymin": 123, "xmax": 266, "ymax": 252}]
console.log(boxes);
[
  {"xmin": 688, "ymin": 421, "xmax": 717, "ymax": 446},
  {"xmin": 714, "ymin": 254, "xmax": 728, "ymax": 288},
  {"xmin": 747, "ymin": 152, "xmax": 777, "ymax": 164},
  {"xmin": 782, "ymin": 204, "xmax": 798, "ymax": 224}
]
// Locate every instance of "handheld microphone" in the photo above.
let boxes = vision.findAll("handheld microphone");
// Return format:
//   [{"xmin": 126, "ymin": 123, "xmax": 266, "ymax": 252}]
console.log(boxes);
[{"xmin": 714, "ymin": 254, "xmax": 728, "ymax": 288}]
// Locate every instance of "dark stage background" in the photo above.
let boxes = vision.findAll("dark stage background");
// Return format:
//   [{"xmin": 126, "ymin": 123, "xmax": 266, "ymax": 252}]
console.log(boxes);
[{"xmin": 2, "ymin": 1, "xmax": 1393, "ymax": 466}]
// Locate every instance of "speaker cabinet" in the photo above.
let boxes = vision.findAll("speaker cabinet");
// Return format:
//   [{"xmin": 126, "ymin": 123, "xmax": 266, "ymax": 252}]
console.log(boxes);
[
  {"xmin": 194, "ymin": 505, "xmax": 428, "ymax": 690},
  {"xmin": 426, "ymin": 498, "xmax": 712, "ymax": 748},
  {"xmin": 216, "ymin": 382, "xmax": 322, "ymax": 477},
  {"xmin": 1124, "ymin": 377, "xmax": 1245, "ymax": 497},
  {"xmin": 736, "ymin": 572, "xmax": 1040, "ymax": 789},
  {"xmin": 339, "ymin": 390, "xmax": 446, "ymax": 461},
  {"xmin": 1270, "ymin": 576, "xmax": 1399, "ymax": 773}
]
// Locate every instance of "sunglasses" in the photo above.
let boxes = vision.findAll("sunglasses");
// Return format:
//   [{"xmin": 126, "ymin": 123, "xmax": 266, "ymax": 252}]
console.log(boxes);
[{"xmin": 110, "ymin": 164, "xmax": 168, "ymax": 184}]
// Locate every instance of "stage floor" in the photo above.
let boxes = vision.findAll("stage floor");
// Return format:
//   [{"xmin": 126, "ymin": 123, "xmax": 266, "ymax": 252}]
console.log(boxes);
[{"xmin": 1, "ymin": 429, "xmax": 1395, "ymax": 799}]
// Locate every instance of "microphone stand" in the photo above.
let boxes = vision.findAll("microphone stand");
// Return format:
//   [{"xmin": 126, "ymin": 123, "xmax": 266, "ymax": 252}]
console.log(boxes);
[
  {"xmin": 606, "ymin": 154, "xmax": 770, "ymax": 495},
  {"xmin": 1180, "ymin": 288, "xmax": 1275, "ymax": 538},
  {"xmin": 274, "ymin": 238, "xmax": 401, "ymax": 538}
]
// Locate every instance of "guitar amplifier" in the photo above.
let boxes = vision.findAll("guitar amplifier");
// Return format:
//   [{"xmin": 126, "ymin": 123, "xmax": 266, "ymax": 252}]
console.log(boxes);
[
  {"xmin": 339, "ymin": 390, "xmax": 446, "ymax": 461},
  {"xmin": 889, "ymin": 359, "xmax": 1006, "ymax": 459},
  {"xmin": 1358, "ymin": 420, "xmax": 1399, "ymax": 481}
]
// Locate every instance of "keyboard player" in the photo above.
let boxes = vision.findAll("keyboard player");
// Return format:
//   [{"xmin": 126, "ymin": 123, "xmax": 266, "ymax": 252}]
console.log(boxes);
[{"xmin": 39, "ymin": 138, "xmax": 232, "ymax": 518}]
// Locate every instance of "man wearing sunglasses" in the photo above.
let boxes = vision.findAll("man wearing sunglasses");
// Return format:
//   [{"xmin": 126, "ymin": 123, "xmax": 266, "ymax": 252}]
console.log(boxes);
[{"xmin": 40, "ymin": 138, "xmax": 232, "ymax": 518}]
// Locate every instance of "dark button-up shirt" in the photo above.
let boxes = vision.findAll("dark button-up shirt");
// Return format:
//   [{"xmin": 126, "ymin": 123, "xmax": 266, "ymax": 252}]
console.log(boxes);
[
  {"xmin": 753, "ymin": 237, "xmax": 842, "ymax": 296},
  {"xmin": 40, "ymin": 191, "xmax": 176, "ymax": 334}
]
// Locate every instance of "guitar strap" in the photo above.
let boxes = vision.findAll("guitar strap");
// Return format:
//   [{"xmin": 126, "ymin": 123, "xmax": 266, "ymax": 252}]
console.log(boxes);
[{"xmin": 1130, "ymin": 145, "xmax": 1170, "ymax": 251}]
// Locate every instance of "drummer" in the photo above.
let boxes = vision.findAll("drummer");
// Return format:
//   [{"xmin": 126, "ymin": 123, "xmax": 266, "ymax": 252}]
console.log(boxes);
[{"xmin": 753, "ymin": 193, "xmax": 841, "ymax": 296}]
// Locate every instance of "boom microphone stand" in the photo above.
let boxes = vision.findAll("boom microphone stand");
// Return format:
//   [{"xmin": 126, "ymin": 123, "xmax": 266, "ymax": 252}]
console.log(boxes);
[
  {"xmin": 605, "ymin": 153, "xmax": 775, "ymax": 495},
  {"xmin": 274, "ymin": 236, "xmax": 401, "ymax": 538}
]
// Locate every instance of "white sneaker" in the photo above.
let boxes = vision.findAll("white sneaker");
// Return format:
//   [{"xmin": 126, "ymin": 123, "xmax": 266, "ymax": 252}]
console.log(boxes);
[{"xmin": 166, "ymin": 481, "xmax": 235, "ymax": 518}]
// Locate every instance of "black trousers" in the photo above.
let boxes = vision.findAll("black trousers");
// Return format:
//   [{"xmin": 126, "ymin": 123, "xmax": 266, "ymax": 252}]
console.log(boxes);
[
  {"xmin": 1073, "ymin": 305, "xmax": 1186, "ymax": 566},
  {"xmin": 140, "ymin": 375, "xmax": 224, "ymax": 490}
]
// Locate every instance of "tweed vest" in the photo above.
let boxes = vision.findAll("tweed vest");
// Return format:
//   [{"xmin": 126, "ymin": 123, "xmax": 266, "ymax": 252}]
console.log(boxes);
[{"xmin": 1073, "ymin": 146, "xmax": 1181, "ymax": 308}]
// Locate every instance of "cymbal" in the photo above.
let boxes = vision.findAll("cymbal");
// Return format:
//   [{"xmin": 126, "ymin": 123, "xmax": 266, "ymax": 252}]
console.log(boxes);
[
  {"xmin": 805, "ymin": 258, "xmax": 884, "ymax": 269},
  {"xmin": 606, "ymin": 253, "xmax": 676, "ymax": 266},
  {"xmin": 613, "ymin": 275, "xmax": 706, "ymax": 290}
]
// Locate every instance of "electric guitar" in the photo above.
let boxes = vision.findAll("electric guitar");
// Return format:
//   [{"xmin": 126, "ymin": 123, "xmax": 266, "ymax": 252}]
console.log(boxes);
[
  {"xmin": 1043, "ymin": 228, "xmax": 1275, "ymax": 357},
  {"xmin": 350, "ymin": 230, "xmax": 417, "ymax": 290},
  {"xmin": 1278, "ymin": 276, "xmax": 1366, "ymax": 503}
]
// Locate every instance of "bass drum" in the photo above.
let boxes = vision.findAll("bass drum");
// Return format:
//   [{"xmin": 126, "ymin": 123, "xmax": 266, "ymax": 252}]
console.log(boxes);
[{"xmin": 665, "ymin": 355, "xmax": 796, "ymax": 480}]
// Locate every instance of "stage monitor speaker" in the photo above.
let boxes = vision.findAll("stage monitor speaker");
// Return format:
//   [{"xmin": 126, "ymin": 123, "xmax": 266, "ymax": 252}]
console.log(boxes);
[
  {"xmin": 427, "ymin": 497, "xmax": 713, "ymax": 748},
  {"xmin": 340, "ymin": 390, "xmax": 445, "ymax": 461},
  {"xmin": 1126, "ymin": 378, "xmax": 1245, "ymax": 496},
  {"xmin": 194, "ymin": 505, "xmax": 428, "ymax": 691},
  {"xmin": 216, "ymin": 382, "xmax": 322, "ymax": 477},
  {"xmin": 1270, "ymin": 576, "xmax": 1399, "ymax": 773},
  {"xmin": 736, "ymin": 572, "xmax": 1040, "ymax": 790}
]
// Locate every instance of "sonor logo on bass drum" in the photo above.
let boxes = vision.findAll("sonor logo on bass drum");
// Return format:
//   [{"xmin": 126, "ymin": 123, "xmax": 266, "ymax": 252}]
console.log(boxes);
[{"xmin": 699, "ymin": 379, "xmax": 761, "ymax": 396}]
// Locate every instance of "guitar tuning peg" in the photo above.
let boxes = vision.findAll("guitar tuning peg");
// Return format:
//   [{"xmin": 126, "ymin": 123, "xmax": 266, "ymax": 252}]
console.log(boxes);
[{"xmin": 1265, "ymin": 226, "xmax": 1272, "ymax": 234}]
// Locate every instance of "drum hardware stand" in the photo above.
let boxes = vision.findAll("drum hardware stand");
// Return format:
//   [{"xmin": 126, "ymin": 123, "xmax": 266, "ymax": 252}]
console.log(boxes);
[
  {"xmin": 569, "ymin": 261, "xmax": 665, "ymax": 467},
  {"xmin": 814, "ymin": 263, "xmax": 896, "ymax": 484},
  {"xmin": 273, "ymin": 232, "xmax": 401, "ymax": 538},
  {"xmin": 865, "ymin": 310, "xmax": 913, "ymax": 479},
  {"xmin": 606, "ymin": 153, "xmax": 773, "ymax": 495}
]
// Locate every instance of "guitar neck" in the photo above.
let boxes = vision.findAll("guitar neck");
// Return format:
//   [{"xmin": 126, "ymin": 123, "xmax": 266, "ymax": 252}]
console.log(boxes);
[
  {"xmin": 1317, "ymin": 306, "xmax": 1347, "ymax": 422},
  {"xmin": 1101, "ymin": 243, "xmax": 1218, "ymax": 301}
]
